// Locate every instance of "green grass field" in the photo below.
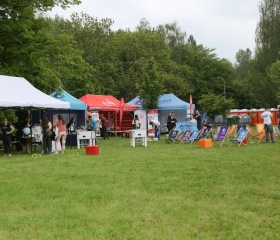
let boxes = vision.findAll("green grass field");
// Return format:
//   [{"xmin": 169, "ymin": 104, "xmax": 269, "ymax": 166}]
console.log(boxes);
[{"xmin": 0, "ymin": 137, "xmax": 279, "ymax": 240}]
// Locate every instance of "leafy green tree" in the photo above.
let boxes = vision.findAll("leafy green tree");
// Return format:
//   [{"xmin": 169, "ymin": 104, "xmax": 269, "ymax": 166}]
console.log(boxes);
[
  {"xmin": 197, "ymin": 93, "xmax": 235, "ymax": 120},
  {"xmin": 138, "ymin": 57, "xmax": 164, "ymax": 109},
  {"xmin": 268, "ymin": 60, "xmax": 280, "ymax": 104},
  {"xmin": 234, "ymin": 48, "xmax": 252, "ymax": 80},
  {"xmin": 0, "ymin": 0, "xmax": 86, "ymax": 94},
  {"xmin": 255, "ymin": 0, "xmax": 280, "ymax": 70}
]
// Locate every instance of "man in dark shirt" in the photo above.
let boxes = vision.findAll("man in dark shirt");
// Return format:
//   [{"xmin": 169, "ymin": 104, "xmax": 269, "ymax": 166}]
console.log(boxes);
[
  {"xmin": 194, "ymin": 110, "xmax": 202, "ymax": 130},
  {"xmin": 167, "ymin": 111, "xmax": 177, "ymax": 132},
  {"xmin": 100, "ymin": 114, "xmax": 109, "ymax": 140}
]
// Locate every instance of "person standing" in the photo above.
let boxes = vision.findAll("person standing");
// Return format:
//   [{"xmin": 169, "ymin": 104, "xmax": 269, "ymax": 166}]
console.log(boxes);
[
  {"xmin": 66, "ymin": 118, "xmax": 76, "ymax": 133},
  {"xmin": 41, "ymin": 116, "xmax": 52, "ymax": 154},
  {"xmin": 23, "ymin": 114, "xmax": 32, "ymax": 153},
  {"xmin": 278, "ymin": 107, "xmax": 280, "ymax": 131},
  {"xmin": 167, "ymin": 111, "xmax": 177, "ymax": 132},
  {"xmin": 194, "ymin": 110, "xmax": 202, "ymax": 130},
  {"xmin": 0, "ymin": 118, "xmax": 14, "ymax": 156},
  {"xmin": 261, "ymin": 107, "xmax": 275, "ymax": 143},
  {"xmin": 54, "ymin": 114, "xmax": 67, "ymax": 154},
  {"xmin": 132, "ymin": 114, "xmax": 141, "ymax": 129},
  {"xmin": 149, "ymin": 119, "xmax": 161, "ymax": 140},
  {"xmin": 100, "ymin": 114, "xmax": 108, "ymax": 140},
  {"xmin": 88, "ymin": 115, "xmax": 97, "ymax": 145},
  {"xmin": 188, "ymin": 114, "xmax": 197, "ymax": 126}
]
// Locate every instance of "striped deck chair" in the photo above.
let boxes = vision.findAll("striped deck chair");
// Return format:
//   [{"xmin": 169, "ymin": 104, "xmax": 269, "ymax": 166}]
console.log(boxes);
[
  {"xmin": 164, "ymin": 130, "xmax": 179, "ymax": 144},
  {"xmin": 246, "ymin": 125, "xmax": 266, "ymax": 143},
  {"xmin": 246, "ymin": 125, "xmax": 259, "ymax": 138},
  {"xmin": 175, "ymin": 130, "xmax": 191, "ymax": 144},
  {"xmin": 256, "ymin": 123, "xmax": 264, "ymax": 134},
  {"xmin": 184, "ymin": 130, "xmax": 201, "ymax": 144},
  {"xmin": 229, "ymin": 128, "xmax": 249, "ymax": 147},
  {"xmin": 212, "ymin": 125, "xmax": 229, "ymax": 147},
  {"xmin": 227, "ymin": 124, "xmax": 237, "ymax": 137}
]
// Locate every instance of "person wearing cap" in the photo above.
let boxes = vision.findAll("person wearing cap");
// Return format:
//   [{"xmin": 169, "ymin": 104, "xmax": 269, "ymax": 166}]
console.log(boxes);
[
  {"xmin": 261, "ymin": 107, "xmax": 275, "ymax": 143},
  {"xmin": 88, "ymin": 115, "xmax": 97, "ymax": 144}
]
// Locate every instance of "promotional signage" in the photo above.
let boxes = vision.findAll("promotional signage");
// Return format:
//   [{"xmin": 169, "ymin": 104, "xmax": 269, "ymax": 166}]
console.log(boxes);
[
  {"xmin": 175, "ymin": 122, "xmax": 198, "ymax": 132},
  {"xmin": 147, "ymin": 109, "xmax": 159, "ymax": 137}
]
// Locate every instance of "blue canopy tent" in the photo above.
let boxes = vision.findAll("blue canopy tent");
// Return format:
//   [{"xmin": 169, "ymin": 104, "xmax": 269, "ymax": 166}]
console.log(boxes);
[
  {"xmin": 47, "ymin": 88, "xmax": 87, "ymax": 146},
  {"xmin": 127, "ymin": 93, "xmax": 192, "ymax": 110},
  {"xmin": 128, "ymin": 93, "xmax": 195, "ymax": 132}
]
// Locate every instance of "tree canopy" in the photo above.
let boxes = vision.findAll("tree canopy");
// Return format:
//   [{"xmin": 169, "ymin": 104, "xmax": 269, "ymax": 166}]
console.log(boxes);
[{"xmin": 1, "ymin": 0, "xmax": 279, "ymax": 116}]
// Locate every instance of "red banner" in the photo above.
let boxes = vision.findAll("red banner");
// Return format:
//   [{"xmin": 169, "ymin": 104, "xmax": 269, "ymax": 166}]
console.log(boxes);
[
  {"xmin": 190, "ymin": 94, "xmax": 193, "ymax": 114},
  {"xmin": 119, "ymin": 97, "xmax": 125, "ymax": 129}
]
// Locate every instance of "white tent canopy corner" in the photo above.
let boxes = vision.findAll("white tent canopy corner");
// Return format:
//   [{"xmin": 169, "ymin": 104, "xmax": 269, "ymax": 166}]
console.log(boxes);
[{"xmin": 0, "ymin": 75, "xmax": 70, "ymax": 109}]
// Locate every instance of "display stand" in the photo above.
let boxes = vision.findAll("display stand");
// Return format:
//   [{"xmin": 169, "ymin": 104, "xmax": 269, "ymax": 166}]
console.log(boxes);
[
  {"xmin": 77, "ymin": 131, "xmax": 96, "ymax": 149},
  {"xmin": 129, "ymin": 129, "xmax": 147, "ymax": 147}
]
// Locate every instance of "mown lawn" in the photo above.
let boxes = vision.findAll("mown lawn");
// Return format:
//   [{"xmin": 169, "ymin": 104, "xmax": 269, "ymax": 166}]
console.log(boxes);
[{"xmin": 0, "ymin": 137, "xmax": 279, "ymax": 240}]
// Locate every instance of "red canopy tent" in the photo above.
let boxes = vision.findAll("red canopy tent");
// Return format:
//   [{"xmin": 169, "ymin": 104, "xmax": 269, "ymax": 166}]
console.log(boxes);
[
  {"xmin": 79, "ymin": 94, "xmax": 138, "ymax": 111},
  {"xmin": 79, "ymin": 94, "xmax": 138, "ymax": 130}
]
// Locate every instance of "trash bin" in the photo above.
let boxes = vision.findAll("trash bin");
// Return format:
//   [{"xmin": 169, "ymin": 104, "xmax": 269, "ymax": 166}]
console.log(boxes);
[{"xmin": 226, "ymin": 115, "xmax": 240, "ymax": 126}]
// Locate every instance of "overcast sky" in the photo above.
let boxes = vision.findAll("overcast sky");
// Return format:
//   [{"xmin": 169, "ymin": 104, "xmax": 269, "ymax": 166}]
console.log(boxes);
[{"xmin": 49, "ymin": 0, "xmax": 260, "ymax": 63}]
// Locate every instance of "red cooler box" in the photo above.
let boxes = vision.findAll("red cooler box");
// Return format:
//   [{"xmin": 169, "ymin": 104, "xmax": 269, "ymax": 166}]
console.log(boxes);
[{"xmin": 86, "ymin": 145, "xmax": 99, "ymax": 155}]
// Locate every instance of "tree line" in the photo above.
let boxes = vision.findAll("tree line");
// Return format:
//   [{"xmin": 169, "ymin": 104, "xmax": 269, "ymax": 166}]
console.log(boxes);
[{"xmin": 1, "ymin": 0, "xmax": 280, "ymax": 115}]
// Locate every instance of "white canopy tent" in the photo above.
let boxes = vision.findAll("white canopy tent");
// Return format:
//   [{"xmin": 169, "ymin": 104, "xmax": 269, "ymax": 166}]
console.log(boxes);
[{"xmin": 0, "ymin": 75, "xmax": 70, "ymax": 109}]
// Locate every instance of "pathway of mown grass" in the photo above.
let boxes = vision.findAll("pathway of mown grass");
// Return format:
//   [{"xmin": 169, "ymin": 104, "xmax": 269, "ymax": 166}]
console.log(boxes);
[{"xmin": 0, "ymin": 138, "xmax": 279, "ymax": 239}]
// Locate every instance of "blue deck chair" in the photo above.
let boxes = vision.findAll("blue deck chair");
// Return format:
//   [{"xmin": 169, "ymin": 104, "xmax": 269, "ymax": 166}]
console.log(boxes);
[
  {"xmin": 194, "ymin": 126, "xmax": 212, "ymax": 144},
  {"xmin": 175, "ymin": 130, "xmax": 191, "ymax": 144},
  {"xmin": 212, "ymin": 125, "xmax": 229, "ymax": 147},
  {"xmin": 184, "ymin": 130, "xmax": 201, "ymax": 144},
  {"xmin": 229, "ymin": 128, "xmax": 248, "ymax": 147},
  {"xmin": 164, "ymin": 130, "xmax": 179, "ymax": 144}
]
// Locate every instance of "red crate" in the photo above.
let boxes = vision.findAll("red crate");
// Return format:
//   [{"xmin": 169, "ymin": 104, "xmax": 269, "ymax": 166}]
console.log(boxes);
[{"xmin": 86, "ymin": 145, "xmax": 99, "ymax": 155}]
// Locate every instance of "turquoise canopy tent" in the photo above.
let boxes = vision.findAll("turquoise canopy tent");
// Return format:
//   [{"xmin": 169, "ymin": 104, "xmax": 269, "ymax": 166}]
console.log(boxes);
[
  {"xmin": 49, "ymin": 89, "xmax": 86, "ymax": 111},
  {"xmin": 48, "ymin": 88, "xmax": 87, "ymax": 146}
]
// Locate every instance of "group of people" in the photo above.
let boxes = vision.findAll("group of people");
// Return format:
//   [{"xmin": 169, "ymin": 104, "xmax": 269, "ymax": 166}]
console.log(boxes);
[
  {"xmin": 0, "ymin": 114, "xmax": 73, "ymax": 156},
  {"xmin": 147, "ymin": 110, "xmax": 203, "ymax": 141},
  {"xmin": 1, "ymin": 107, "xmax": 279, "ymax": 156},
  {"xmin": 41, "ymin": 114, "xmax": 68, "ymax": 155},
  {"xmin": 87, "ymin": 114, "xmax": 109, "ymax": 140}
]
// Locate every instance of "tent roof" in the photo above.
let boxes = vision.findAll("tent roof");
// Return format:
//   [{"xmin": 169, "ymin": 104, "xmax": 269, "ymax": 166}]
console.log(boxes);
[
  {"xmin": 0, "ymin": 75, "xmax": 70, "ymax": 109},
  {"xmin": 50, "ymin": 88, "xmax": 86, "ymax": 110},
  {"xmin": 127, "ymin": 93, "xmax": 192, "ymax": 110},
  {"xmin": 79, "ymin": 94, "xmax": 138, "ymax": 111}
]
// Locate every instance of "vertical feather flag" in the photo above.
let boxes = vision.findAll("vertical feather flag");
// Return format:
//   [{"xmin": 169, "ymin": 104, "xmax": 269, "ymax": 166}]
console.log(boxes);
[
  {"xmin": 190, "ymin": 94, "xmax": 193, "ymax": 114},
  {"xmin": 119, "ymin": 97, "xmax": 125, "ymax": 129}
]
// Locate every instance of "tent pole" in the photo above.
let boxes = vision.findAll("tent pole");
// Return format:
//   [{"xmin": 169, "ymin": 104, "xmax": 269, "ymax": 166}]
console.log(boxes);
[{"xmin": 69, "ymin": 108, "xmax": 72, "ymax": 149}]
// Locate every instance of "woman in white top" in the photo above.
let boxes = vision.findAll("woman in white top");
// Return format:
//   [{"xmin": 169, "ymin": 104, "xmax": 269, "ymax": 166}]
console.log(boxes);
[{"xmin": 189, "ymin": 114, "xmax": 197, "ymax": 126}]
